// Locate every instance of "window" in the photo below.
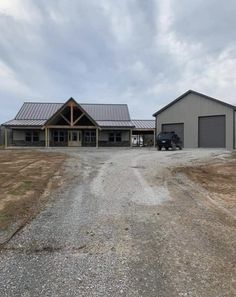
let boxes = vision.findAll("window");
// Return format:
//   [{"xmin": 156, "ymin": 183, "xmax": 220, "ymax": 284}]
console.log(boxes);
[
  {"xmin": 53, "ymin": 131, "xmax": 59, "ymax": 142},
  {"xmin": 116, "ymin": 132, "xmax": 121, "ymax": 142},
  {"xmin": 33, "ymin": 131, "xmax": 39, "ymax": 142},
  {"xmin": 60, "ymin": 131, "xmax": 65, "ymax": 142},
  {"xmin": 109, "ymin": 133, "xmax": 114, "ymax": 142},
  {"xmin": 85, "ymin": 131, "xmax": 96, "ymax": 143},
  {"xmin": 25, "ymin": 130, "xmax": 39, "ymax": 142},
  {"xmin": 109, "ymin": 132, "xmax": 122, "ymax": 143},
  {"xmin": 72, "ymin": 132, "xmax": 77, "ymax": 141},
  {"xmin": 53, "ymin": 130, "xmax": 66, "ymax": 142},
  {"xmin": 25, "ymin": 131, "xmax": 32, "ymax": 142}
]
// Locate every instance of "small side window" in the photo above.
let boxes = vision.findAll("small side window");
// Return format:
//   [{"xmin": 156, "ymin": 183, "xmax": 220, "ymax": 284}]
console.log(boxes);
[
  {"xmin": 33, "ymin": 131, "xmax": 39, "ymax": 142},
  {"xmin": 109, "ymin": 133, "xmax": 115, "ymax": 142},
  {"xmin": 25, "ymin": 130, "xmax": 39, "ymax": 142},
  {"xmin": 25, "ymin": 131, "xmax": 32, "ymax": 142},
  {"xmin": 116, "ymin": 132, "xmax": 121, "ymax": 142}
]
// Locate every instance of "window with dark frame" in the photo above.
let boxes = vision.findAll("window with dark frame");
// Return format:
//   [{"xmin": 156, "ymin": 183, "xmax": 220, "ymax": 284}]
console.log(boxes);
[
  {"xmin": 53, "ymin": 130, "xmax": 66, "ymax": 142},
  {"xmin": 33, "ymin": 131, "xmax": 39, "ymax": 142},
  {"xmin": 25, "ymin": 131, "xmax": 32, "ymax": 142},
  {"xmin": 85, "ymin": 131, "xmax": 96, "ymax": 143},
  {"xmin": 60, "ymin": 131, "xmax": 65, "ymax": 142},
  {"xmin": 116, "ymin": 132, "xmax": 121, "ymax": 142},
  {"xmin": 109, "ymin": 132, "xmax": 122, "ymax": 143},
  {"xmin": 25, "ymin": 130, "xmax": 39, "ymax": 142},
  {"xmin": 109, "ymin": 133, "xmax": 115, "ymax": 142}
]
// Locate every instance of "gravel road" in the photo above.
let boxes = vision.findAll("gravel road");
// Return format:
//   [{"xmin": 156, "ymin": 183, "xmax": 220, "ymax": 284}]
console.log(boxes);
[{"xmin": 0, "ymin": 148, "xmax": 235, "ymax": 297}]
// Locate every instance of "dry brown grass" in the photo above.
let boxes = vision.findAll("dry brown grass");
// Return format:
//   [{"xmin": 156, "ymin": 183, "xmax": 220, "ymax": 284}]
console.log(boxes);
[
  {"xmin": 0, "ymin": 150, "xmax": 66, "ymax": 231},
  {"xmin": 174, "ymin": 156, "xmax": 236, "ymax": 216}
]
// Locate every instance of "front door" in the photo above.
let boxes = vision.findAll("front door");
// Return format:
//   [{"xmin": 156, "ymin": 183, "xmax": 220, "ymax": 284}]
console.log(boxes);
[{"xmin": 68, "ymin": 130, "xmax": 82, "ymax": 147}]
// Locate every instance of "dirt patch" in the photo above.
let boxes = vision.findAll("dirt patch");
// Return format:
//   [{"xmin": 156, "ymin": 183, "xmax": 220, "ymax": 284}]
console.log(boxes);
[
  {"xmin": 0, "ymin": 150, "xmax": 66, "ymax": 238},
  {"xmin": 174, "ymin": 157, "xmax": 236, "ymax": 217}
]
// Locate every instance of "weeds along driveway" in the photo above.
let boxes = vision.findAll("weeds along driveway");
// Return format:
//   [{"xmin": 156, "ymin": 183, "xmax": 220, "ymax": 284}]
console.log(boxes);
[{"xmin": 0, "ymin": 148, "xmax": 235, "ymax": 297}]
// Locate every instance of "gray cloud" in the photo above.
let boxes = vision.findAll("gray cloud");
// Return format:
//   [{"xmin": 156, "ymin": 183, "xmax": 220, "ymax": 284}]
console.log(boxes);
[
  {"xmin": 171, "ymin": 0, "xmax": 236, "ymax": 53},
  {"xmin": 0, "ymin": 0, "xmax": 236, "ymax": 123}
]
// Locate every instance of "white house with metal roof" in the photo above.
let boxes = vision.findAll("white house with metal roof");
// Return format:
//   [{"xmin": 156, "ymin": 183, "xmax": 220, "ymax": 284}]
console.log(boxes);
[
  {"xmin": 153, "ymin": 90, "xmax": 236, "ymax": 150},
  {"xmin": 2, "ymin": 98, "xmax": 155, "ymax": 148}
]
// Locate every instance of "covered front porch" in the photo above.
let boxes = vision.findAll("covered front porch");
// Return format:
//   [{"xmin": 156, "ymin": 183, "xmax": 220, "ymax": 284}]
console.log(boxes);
[
  {"xmin": 45, "ymin": 128, "xmax": 98, "ymax": 147},
  {"xmin": 6, "ymin": 127, "xmax": 132, "ymax": 148},
  {"xmin": 43, "ymin": 98, "xmax": 99, "ymax": 147}
]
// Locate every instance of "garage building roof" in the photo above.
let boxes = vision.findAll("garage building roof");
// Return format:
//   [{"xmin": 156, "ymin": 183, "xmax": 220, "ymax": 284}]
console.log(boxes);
[{"xmin": 153, "ymin": 90, "xmax": 236, "ymax": 117}]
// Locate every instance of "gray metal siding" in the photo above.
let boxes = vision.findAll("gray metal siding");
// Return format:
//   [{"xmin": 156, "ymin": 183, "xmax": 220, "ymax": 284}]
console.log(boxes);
[
  {"xmin": 199, "ymin": 116, "xmax": 226, "ymax": 148},
  {"xmin": 153, "ymin": 90, "xmax": 236, "ymax": 116},
  {"xmin": 162, "ymin": 123, "xmax": 184, "ymax": 146},
  {"xmin": 155, "ymin": 93, "xmax": 234, "ymax": 150}
]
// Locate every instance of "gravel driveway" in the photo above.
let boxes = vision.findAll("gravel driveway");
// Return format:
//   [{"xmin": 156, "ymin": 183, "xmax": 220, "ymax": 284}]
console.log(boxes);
[{"xmin": 0, "ymin": 148, "xmax": 235, "ymax": 297}]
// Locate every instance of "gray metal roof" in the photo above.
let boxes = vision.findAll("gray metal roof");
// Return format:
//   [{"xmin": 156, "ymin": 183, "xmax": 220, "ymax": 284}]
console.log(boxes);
[
  {"xmin": 3, "ymin": 100, "xmax": 133, "ymax": 128},
  {"xmin": 3, "ymin": 119, "xmax": 46, "ymax": 126},
  {"xmin": 132, "ymin": 120, "xmax": 155, "ymax": 129},
  {"xmin": 97, "ymin": 121, "xmax": 134, "ymax": 128},
  {"xmin": 3, "ymin": 101, "xmax": 154, "ymax": 130},
  {"xmin": 14, "ymin": 101, "xmax": 131, "ymax": 121},
  {"xmin": 15, "ymin": 103, "xmax": 63, "ymax": 120},
  {"xmin": 81, "ymin": 104, "xmax": 131, "ymax": 121}
]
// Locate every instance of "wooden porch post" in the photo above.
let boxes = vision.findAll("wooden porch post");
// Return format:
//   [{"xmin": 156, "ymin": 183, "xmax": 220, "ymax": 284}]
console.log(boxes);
[
  {"xmin": 4, "ymin": 127, "xmax": 7, "ymax": 148},
  {"xmin": 70, "ymin": 105, "xmax": 73, "ymax": 126},
  {"xmin": 45, "ymin": 128, "xmax": 48, "ymax": 147},
  {"xmin": 47, "ymin": 128, "xmax": 50, "ymax": 147},
  {"xmin": 130, "ymin": 129, "xmax": 133, "ymax": 147},
  {"xmin": 96, "ymin": 128, "xmax": 99, "ymax": 148}
]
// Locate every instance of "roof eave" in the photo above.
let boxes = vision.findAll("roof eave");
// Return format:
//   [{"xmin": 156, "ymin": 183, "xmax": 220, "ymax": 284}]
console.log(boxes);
[
  {"xmin": 3, "ymin": 125, "xmax": 43, "ymax": 128},
  {"xmin": 100, "ymin": 126, "xmax": 135, "ymax": 129}
]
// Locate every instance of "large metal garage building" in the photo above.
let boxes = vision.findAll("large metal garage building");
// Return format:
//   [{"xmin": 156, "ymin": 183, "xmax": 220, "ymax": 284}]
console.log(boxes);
[{"xmin": 153, "ymin": 90, "xmax": 236, "ymax": 150}]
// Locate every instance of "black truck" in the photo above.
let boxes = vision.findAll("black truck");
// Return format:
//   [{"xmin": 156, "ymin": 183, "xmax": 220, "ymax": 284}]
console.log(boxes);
[{"xmin": 156, "ymin": 132, "xmax": 182, "ymax": 150}]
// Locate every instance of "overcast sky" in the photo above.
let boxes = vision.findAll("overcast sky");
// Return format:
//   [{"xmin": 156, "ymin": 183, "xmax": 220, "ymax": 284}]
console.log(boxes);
[{"xmin": 0, "ymin": 0, "xmax": 236, "ymax": 123}]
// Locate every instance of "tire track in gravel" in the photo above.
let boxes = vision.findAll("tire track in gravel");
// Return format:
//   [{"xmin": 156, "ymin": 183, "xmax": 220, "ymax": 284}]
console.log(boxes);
[{"xmin": 0, "ymin": 148, "xmax": 235, "ymax": 297}]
